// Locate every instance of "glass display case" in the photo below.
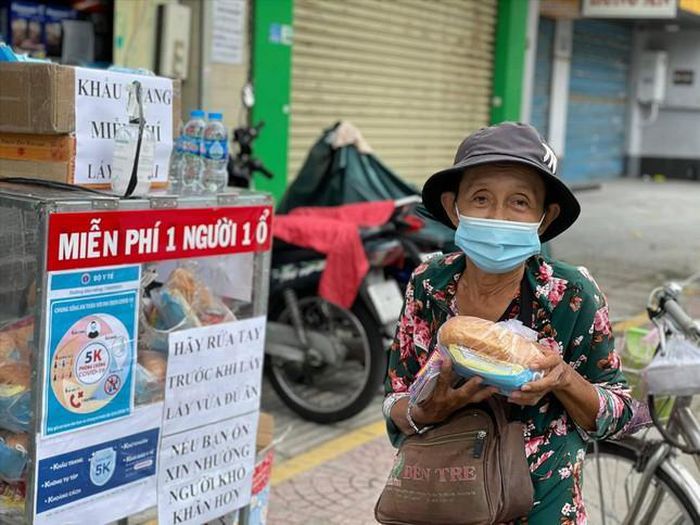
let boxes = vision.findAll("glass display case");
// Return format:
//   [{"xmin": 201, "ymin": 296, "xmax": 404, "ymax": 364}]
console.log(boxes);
[{"xmin": 0, "ymin": 182, "xmax": 272, "ymax": 525}]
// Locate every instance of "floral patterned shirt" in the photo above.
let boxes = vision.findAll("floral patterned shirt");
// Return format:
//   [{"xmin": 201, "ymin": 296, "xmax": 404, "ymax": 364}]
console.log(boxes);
[{"xmin": 384, "ymin": 253, "xmax": 634, "ymax": 524}]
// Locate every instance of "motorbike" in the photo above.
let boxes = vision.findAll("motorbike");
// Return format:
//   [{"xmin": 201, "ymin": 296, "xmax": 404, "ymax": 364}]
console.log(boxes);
[
  {"xmin": 229, "ymin": 89, "xmax": 452, "ymax": 423},
  {"xmin": 228, "ymin": 92, "xmax": 429, "ymax": 422},
  {"xmin": 265, "ymin": 199, "xmax": 423, "ymax": 422}
]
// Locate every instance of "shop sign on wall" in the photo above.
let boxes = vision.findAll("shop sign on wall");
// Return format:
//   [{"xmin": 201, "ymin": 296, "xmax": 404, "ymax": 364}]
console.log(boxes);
[{"xmin": 582, "ymin": 0, "xmax": 678, "ymax": 18}]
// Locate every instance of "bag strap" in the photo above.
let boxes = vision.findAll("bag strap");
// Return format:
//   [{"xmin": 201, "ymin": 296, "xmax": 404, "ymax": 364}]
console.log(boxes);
[
  {"xmin": 517, "ymin": 277, "xmax": 534, "ymax": 329},
  {"xmin": 486, "ymin": 397, "xmax": 509, "ymax": 429}
]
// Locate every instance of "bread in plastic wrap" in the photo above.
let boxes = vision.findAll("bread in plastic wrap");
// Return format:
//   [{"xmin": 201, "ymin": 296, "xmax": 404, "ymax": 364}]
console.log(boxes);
[
  {"xmin": 437, "ymin": 316, "xmax": 544, "ymax": 394},
  {"xmin": 0, "ymin": 480, "xmax": 24, "ymax": 519},
  {"xmin": 0, "ymin": 318, "xmax": 33, "ymax": 433},
  {"xmin": 166, "ymin": 267, "xmax": 235, "ymax": 325},
  {"xmin": 135, "ymin": 350, "xmax": 167, "ymax": 405},
  {"xmin": 0, "ymin": 432, "xmax": 27, "ymax": 482}
]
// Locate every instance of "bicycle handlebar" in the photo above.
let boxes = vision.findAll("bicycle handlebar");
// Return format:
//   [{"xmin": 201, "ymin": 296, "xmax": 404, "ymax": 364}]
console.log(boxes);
[{"xmin": 662, "ymin": 298, "xmax": 700, "ymax": 340}]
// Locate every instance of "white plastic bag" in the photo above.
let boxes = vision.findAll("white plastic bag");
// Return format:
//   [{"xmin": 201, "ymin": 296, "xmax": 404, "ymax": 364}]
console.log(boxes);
[{"xmin": 642, "ymin": 337, "xmax": 700, "ymax": 396}]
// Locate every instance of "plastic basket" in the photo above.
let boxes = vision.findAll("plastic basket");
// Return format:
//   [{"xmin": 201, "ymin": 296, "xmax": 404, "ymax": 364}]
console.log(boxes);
[{"xmin": 620, "ymin": 327, "xmax": 673, "ymax": 422}]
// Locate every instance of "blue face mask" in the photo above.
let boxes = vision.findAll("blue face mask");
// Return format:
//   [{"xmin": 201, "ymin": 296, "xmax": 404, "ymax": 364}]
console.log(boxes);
[{"xmin": 454, "ymin": 207, "xmax": 543, "ymax": 274}]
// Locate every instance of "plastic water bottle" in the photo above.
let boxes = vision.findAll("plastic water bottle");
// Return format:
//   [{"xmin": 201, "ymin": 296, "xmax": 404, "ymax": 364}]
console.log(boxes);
[
  {"xmin": 168, "ymin": 130, "xmax": 184, "ymax": 193},
  {"xmin": 202, "ymin": 112, "xmax": 229, "ymax": 193},
  {"xmin": 180, "ymin": 109, "xmax": 206, "ymax": 193}
]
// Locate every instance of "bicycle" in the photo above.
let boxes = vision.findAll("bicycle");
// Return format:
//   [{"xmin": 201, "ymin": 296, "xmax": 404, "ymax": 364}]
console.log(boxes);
[{"xmin": 582, "ymin": 276, "xmax": 700, "ymax": 524}]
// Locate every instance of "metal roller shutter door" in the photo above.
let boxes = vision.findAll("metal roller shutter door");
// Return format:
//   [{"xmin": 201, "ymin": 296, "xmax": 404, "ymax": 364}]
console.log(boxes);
[
  {"xmin": 564, "ymin": 20, "xmax": 632, "ymax": 183},
  {"xmin": 288, "ymin": 0, "xmax": 497, "ymax": 187},
  {"xmin": 531, "ymin": 17, "xmax": 554, "ymax": 140}
]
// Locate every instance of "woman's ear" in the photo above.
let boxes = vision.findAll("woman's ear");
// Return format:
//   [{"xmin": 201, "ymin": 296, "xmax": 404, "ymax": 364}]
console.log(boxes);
[
  {"xmin": 441, "ymin": 192, "xmax": 459, "ymax": 228},
  {"xmin": 539, "ymin": 203, "xmax": 561, "ymax": 235}
]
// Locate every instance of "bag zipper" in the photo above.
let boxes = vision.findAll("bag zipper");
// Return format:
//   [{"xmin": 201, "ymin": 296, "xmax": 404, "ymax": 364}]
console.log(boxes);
[
  {"xmin": 473, "ymin": 430, "xmax": 487, "ymax": 458},
  {"xmin": 408, "ymin": 429, "xmax": 486, "ymax": 448}
]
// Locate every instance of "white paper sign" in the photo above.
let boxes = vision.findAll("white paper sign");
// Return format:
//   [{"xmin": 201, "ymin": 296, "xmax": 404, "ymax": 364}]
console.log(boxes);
[
  {"xmin": 582, "ymin": 0, "xmax": 677, "ymax": 18},
  {"xmin": 74, "ymin": 67, "xmax": 174, "ymax": 185},
  {"xmin": 211, "ymin": 0, "xmax": 245, "ymax": 64},
  {"xmin": 34, "ymin": 403, "xmax": 162, "ymax": 525},
  {"xmin": 162, "ymin": 316, "xmax": 265, "ymax": 436},
  {"xmin": 158, "ymin": 411, "xmax": 257, "ymax": 525}
]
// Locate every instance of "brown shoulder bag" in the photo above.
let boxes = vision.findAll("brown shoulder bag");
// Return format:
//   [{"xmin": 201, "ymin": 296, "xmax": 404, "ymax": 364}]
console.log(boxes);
[{"xmin": 375, "ymin": 399, "xmax": 534, "ymax": 525}]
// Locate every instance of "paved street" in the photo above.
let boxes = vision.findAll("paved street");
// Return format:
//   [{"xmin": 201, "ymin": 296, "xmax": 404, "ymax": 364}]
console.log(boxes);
[
  {"xmin": 553, "ymin": 179, "xmax": 700, "ymax": 319},
  {"xmin": 262, "ymin": 179, "xmax": 700, "ymax": 525}
]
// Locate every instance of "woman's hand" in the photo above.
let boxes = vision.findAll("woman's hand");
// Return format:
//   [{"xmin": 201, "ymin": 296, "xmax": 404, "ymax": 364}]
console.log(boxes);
[
  {"xmin": 508, "ymin": 351, "xmax": 572, "ymax": 406},
  {"xmin": 411, "ymin": 361, "xmax": 499, "ymax": 425}
]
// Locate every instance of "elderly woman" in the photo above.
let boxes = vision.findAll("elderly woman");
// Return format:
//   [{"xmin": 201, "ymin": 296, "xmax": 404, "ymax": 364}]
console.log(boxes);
[{"xmin": 383, "ymin": 123, "xmax": 633, "ymax": 524}]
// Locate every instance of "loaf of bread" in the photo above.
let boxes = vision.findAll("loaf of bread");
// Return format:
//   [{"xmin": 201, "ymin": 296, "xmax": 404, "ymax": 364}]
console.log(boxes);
[
  {"xmin": 0, "ymin": 363, "xmax": 30, "ymax": 388},
  {"xmin": 438, "ymin": 316, "xmax": 542, "ymax": 366},
  {"xmin": 0, "ymin": 432, "xmax": 27, "ymax": 453},
  {"xmin": 138, "ymin": 350, "xmax": 167, "ymax": 382}
]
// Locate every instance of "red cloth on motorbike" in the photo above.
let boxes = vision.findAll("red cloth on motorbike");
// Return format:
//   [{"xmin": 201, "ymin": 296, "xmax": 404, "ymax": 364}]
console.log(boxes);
[{"xmin": 273, "ymin": 201, "xmax": 395, "ymax": 308}]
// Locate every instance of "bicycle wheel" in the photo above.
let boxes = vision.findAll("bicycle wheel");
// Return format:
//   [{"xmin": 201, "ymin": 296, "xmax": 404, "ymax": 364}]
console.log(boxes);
[{"xmin": 583, "ymin": 439, "xmax": 699, "ymax": 524}]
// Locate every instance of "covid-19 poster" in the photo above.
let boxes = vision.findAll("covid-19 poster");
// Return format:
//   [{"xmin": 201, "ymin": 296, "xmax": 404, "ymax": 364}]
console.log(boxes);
[{"xmin": 42, "ymin": 265, "xmax": 140, "ymax": 436}]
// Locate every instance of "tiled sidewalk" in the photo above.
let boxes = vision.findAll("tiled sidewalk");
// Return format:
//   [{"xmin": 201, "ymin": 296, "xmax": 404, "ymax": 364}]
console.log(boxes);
[{"xmin": 268, "ymin": 436, "xmax": 394, "ymax": 525}]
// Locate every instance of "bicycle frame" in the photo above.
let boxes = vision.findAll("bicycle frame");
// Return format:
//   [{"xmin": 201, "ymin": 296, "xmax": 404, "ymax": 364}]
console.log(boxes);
[{"xmin": 593, "ymin": 281, "xmax": 700, "ymax": 524}]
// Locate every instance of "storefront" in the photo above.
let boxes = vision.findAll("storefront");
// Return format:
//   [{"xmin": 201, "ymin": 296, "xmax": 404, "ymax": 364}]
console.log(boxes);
[
  {"xmin": 287, "ymin": 0, "xmax": 498, "ymax": 187},
  {"xmin": 627, "ymin": 3, "xmax": 700, "ymax": 180},
  {"xmin": 531, "ymin": 4, "xmax": 634, "ymax": 184},
  {"xmin": 530, "ymin": 0, "xmax": 700, "ymax": 184},
  {"xmin": 564, "ymin": 19, "xmax": 633, "ymax": 183}
]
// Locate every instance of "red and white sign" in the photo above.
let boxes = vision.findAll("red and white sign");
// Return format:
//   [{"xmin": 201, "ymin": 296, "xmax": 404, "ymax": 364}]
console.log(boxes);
[{"xmin": 47, "ymin": 206, "xmax": 272, "ymax": 271}]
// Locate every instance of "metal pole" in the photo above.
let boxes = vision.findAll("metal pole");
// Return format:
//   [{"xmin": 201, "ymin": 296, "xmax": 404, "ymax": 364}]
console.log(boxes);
[{"xmin": 593, "ymin": 440, "xmax": 607, "ymax": 525}]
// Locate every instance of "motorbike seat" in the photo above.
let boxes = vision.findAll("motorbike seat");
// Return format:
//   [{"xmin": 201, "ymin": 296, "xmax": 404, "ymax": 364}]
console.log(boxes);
[{"xmin": 272, "ymin": 238, "xmax": 324, "ymax": 265}]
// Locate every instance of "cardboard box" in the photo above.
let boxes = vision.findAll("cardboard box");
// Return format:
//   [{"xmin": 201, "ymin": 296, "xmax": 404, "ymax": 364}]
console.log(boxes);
[
  {"xmin": 256, "ymin": 412, "xmax": 275, "ymax": 451},
  {"xmin": 0, "ymin": 62, "xmax": 182, "ymax": 135},
  {"xmin": 0, "ymin": 62, "xmax": 74, "ymax": 134},
  {"xmin": 243, "ymin": 412, "xmax": 276, "ymax": 525},
  {"xmin": 0, "ymin": 132, "xmax": 168, "ymax": 190},
  {"xmin": 0, "ymin": 132, "xmax": 74, "ymax": 183}
]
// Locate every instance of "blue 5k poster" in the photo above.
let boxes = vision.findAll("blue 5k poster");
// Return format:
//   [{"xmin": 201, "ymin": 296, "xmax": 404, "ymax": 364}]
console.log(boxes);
[{"xmin": 42, "ymin": 265, "xmax": 140, "ymax": 436}]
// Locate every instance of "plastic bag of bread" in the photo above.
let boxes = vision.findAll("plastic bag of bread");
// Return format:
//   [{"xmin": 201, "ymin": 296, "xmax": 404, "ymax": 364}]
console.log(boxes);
[
  {"xmin": 0, "ymin": 432, "xmax": 27, "ymax": 482},
  {"xmin": 140, "ymin": 290, "xmax": 201, "ymax": 352},
  {"xmin": 438, "ymin": 316, "xmax": 544, "ymax": 394},
  {"xmin": 0, "ymin": 386, "xmax": 30, "ymax": 434},
  {"xmin": 0, "ymin": 319, "xmax": 33, "ymax": 433},
  {"xmin": 0, "ymin": 317, "xmax": 33, "ymax": 365},
  {"xmin": 135, "ymin": 350, "xmax": 167, "ymax": 405},
  {"xmin": 0, "ymin": 479, "xmax": 25, "ymax": 519},
  {"xmin": 166, "ymin": 267, "xmax": 235, "ymax": 325}
]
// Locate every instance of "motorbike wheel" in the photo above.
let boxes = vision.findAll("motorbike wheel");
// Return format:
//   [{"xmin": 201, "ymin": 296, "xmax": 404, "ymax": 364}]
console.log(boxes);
[{"xmin": 267, "ymin": 295, "xmax": 386, "ymax": 424}]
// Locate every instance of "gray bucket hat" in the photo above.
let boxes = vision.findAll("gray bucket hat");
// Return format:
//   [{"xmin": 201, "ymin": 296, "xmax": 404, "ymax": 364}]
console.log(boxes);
[{"xmin": 421, "ymin": 122, "xmax": 580, "ymax": 243}]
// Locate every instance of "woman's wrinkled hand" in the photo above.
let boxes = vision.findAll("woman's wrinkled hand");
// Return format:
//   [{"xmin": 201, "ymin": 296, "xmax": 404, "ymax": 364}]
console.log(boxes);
[
  {"xmin": 412, "ymin": 360, "xmax": 499, "ymax": 425},
  {"xmin": 508, "ymin": 350, "xmax": 572, "ymax": 407}
]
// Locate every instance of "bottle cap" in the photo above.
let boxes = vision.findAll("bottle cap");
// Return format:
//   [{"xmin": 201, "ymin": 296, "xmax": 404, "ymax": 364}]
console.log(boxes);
[
  {"xmin": 208, "ymin": 112, "xmax": 223, "ymax": 120},
  {"xmin": 190, "ymin": 109, "xmax": 206, "ymax": 118}
]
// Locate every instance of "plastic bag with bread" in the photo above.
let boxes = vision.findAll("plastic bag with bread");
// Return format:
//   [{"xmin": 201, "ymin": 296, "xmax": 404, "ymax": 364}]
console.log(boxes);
[
  {"xmin": 437, "ymin": 316, "xmax": 545, "ymax": 394},
  {"xmin": 0, "ymin": 318, "xmax": 33, "ymax": 433},
  {"xmin": 0, "ymin": 432, "xmax": 27, "ymax": 482},
  {"xmin": 135, "ymin": 350, "xmax": 167, "ymax": 405}
]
